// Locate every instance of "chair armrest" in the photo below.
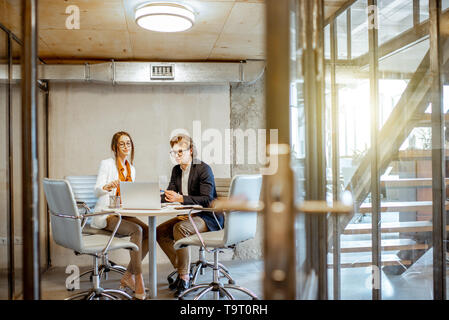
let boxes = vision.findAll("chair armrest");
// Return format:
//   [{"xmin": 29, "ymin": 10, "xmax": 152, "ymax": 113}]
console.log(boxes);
[
  {"xmin": 185, "ymin": 209, "xmax": 213, "ymax": 253},
  {"xmin": 50, "ymin": 211, "xmax": 122, "ymax": 255},
  {"xmin": 211, "ymin": 211, "xmax": 223, "ymax": 231},
  {"xmin": 182, "ymin": 200, "xmax": 263, "ymax": 253},
  {"xmin": 76, "ymin": 202, "xmax": 91, "ymax": 228}
]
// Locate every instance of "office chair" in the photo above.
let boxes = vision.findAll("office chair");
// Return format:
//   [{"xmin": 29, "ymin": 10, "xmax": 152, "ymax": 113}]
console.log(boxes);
[
  {"xmin": 166, "ymin": 179, "xmax": 235, "ymax": 288},
  {"xmin": 43, "ymin": 178, "xmax": 138, "ymax": 300},
  {"xmin": 174, "ymin": 174, "xmax": 262, "ymax": 300},
  {"xmin": 65, "ymin": 175, "xmax": 127, "ymax": 286}
]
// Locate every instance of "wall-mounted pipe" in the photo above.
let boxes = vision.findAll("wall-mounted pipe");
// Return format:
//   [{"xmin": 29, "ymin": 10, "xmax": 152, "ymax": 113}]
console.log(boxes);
[{"xmin": 0, "ymin": 60, "xmax": 265, "ymax": 85}]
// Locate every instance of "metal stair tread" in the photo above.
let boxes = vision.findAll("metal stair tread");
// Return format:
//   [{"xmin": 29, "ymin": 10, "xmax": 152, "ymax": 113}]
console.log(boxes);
[
  {"xmin": 343, "ymin": 220, "xmax": 445, "ymax": 234},
  {"xmin": 396, "ymin": 149, "xmax": 449, "ymax": 160},
  {"xmin": 328, "ymin": 252, "xmax": 411, "ymax": 268},
  {"xmin": 337, "ymin": 238, "xmax": 428, "ymax": 253},
  {"xmin": 359, "ymin": 201, "xmax": 449, "ymax": 213},
  {"xmin": 381, "ymin": 178, "xmax": 449, "ymax": 188}
]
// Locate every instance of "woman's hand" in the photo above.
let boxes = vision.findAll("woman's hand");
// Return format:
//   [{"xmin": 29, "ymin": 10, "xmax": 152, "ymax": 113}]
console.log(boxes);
[
  {"xmin": 103, "ymin": 180, "xmax": 120, "ymax": 192},
  {"xmin": 164, "ymin": 190, "xmax": 184, "ymax": 203}
]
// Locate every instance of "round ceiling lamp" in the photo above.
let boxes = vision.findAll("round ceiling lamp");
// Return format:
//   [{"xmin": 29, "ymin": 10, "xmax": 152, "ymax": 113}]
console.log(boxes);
[{"xmin": 135, "ymin": 2, "xmax": 195, "ymax": 33}]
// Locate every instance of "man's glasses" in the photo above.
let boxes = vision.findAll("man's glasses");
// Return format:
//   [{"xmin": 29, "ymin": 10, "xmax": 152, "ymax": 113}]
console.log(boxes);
[
  {"xmin": 170, "ymin": 148, "xmax": 189, "ymax": 157},
  {"xmin": 118, "ymin": 142, "xmax": 132, "ymax": 149}
]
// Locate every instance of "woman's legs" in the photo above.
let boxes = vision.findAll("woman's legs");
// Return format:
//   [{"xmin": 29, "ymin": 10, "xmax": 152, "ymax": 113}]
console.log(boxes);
[{"xmin": 104, "ymin": 216, "xmax": 149, "ymax": 297}]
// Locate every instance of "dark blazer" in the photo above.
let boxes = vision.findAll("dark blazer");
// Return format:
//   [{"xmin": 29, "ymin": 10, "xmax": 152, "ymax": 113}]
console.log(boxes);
[{"xmin": 162, "ymin": 160, "xmax": 223, "ymax": 231}]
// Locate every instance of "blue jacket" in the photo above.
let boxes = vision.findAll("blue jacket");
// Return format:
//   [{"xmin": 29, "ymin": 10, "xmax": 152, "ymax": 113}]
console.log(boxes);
[{"xmin": 162, "ymin": 160, "xmax": 223, "ymax": 231}]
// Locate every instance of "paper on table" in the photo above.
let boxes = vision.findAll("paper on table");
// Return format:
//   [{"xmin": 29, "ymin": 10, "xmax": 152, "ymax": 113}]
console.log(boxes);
[
  {"xmin": 173, "ymin": 205, "xmax": 203, "ymax": 210},
  {"xmin": 162, "ymin": 202, "xmax": 181, "ymax": 207}
]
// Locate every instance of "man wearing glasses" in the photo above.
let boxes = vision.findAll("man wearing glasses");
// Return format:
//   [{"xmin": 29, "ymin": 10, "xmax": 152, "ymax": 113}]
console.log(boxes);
[{"xmin": 156, "ymin": 134, "xmax": 222, "ymax": 298}]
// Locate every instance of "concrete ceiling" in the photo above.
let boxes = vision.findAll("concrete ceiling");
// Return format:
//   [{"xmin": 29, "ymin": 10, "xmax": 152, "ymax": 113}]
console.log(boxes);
[{"xmin": 0, "ymin": 0, "xmax": 349, "ymax": 63}]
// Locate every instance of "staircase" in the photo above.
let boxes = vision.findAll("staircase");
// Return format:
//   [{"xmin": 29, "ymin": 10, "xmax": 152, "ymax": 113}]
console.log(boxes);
[
  {"xmin": 329, "ymin": 150, "xmax": 444, "ymax": 269},
  {"xmin": 327, "ymin": 12, "xmax": 449, "ymax": 270}
]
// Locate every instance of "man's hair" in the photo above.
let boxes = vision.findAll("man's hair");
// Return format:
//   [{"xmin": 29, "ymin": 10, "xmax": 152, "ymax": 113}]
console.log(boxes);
[{"xmin": 169, "ymin": 134, "xmax": 197, "ymax": 159}]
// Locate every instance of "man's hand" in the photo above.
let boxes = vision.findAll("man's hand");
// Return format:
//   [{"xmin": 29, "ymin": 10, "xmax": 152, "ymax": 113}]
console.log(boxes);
[{"xmin": 164, "ymin": 190, "xmax": 184, "ymax": 203}]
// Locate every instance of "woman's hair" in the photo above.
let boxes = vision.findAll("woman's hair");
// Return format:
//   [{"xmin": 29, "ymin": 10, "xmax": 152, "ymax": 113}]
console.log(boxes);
[
  {"xmin": 169, "ymin": 134, "xmax": 197, "ymax": 159},
  {"xmin": 111, "ymin": 131, "xmax": 135, "ymax": 164}
]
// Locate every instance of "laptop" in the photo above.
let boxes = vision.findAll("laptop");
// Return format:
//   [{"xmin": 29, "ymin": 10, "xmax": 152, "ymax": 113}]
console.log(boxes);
[{"xmin": 120, "ymin": 182, "xmax": 161, "ymax": 210}]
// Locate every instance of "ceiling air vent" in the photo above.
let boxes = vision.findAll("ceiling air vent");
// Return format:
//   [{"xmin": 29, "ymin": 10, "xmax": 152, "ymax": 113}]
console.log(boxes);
[{"xmin": 150, "ymin": 64, "xmax": 175, "ymax": 80}]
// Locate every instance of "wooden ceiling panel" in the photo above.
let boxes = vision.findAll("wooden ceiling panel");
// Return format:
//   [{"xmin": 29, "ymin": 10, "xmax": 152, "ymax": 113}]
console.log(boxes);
[
  {"xmin": 130, "ymin": 31, "xmax": 218, "ymax": 61},
  {"xmin": 209, "ymin": 34, "xmax": 264, "ymax": 60},
  {"xmin": 0, "ymin": 0, "xmax": 355, "ymax": 62},
  {"xmin": 209, "ymin": 2, "xmax": 264, "ymax": 60},
  {"xmin": 0, "ymin": 0, "xmax": 22, "ymax": 37},
  {"xmin": 0, "ymin": 27, "xmax": 7, "ymax": 61},
  {"xmin": 39, "ymin": 29, "xmax": 132, "ymax": 60},
  {"xmin": 39, "ymin": 0, "xmax": 128, "ymax": 31},
  {"xmin": 324, "ymin": 0, "xmax": 350, "ymax": 19}
]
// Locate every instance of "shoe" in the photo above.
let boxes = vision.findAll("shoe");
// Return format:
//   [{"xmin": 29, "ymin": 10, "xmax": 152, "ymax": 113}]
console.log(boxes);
[
  {"xmin": 169, "ymin": 276, "xmax": 180, "ymax": 291},
  {"xmin": 119, "ymin": 278, "xmax": 136, "ymax": 293},
  {"xmin": 174, "ymin": 278, "xmax": 190, "ymax": 298},
  {"xmin": 134, "ymin": 291, "xmax": 146, "ymax": 300}
]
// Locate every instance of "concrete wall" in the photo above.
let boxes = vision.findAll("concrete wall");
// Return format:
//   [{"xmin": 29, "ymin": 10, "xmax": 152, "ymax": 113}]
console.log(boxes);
[
  {"xmin": 1, "ymin": 73, "xmax": 266, "ymax": 273},
  {"xmin": 0, "ymin": 84, "xmax": 7, "ymax": 271},
  {"xmin": 48, "ymin": 82, "xmax": 232, "ymax": 267},
  {"xmin": 230, "ymin": 75, "xmax": 265, "ymax": 260}
]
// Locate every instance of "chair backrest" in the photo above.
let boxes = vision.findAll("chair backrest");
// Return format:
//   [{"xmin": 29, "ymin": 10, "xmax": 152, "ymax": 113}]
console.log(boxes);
[
  {"xmin": 43, "ymin": 178, "xmax": 83, "ymax": 252},
  {"xmin": 223, "ymin": 174, "xmax": 263, "ymax": 247},
  {"xmin": 65, "ymin": 175, "xmax": 98, "ymax": 211}
]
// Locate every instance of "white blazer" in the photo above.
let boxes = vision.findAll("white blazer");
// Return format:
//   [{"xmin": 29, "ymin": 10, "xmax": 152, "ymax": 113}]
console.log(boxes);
[{"xmin": 91, "ymin": 157, "xmax": 136, "ymax": 229}]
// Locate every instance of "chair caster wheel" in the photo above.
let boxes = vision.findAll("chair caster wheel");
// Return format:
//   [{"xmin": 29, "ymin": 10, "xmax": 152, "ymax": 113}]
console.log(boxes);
[
  {"xmin": 89, "ymin": 275, "xmax": 93, "ymax": 282},
  {"xmin": 67, "ymin": 288, "xmax": 75, "ymax": 292},
  {"xmin": 219, "ymin": 291, "xmax": 225, "ymax": 298},
  {"xmin": 167, "ymin": 277, "xmax": 174, "ymax": 285},
  {"xmin": 228, "ymin": 280, "xmax": 235, "ymax": 285}
]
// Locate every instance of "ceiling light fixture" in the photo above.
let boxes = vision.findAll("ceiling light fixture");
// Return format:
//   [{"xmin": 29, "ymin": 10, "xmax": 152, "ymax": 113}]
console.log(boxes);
[{"xmin": 135, "ymin": 2, "xmax": 195, "ymax": 33}]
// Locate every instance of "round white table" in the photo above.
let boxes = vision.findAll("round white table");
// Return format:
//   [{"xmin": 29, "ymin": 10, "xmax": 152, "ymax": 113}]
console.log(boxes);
[{"xmin": 111, "ymin": 205, "xmax": 202, "ymax": 299}]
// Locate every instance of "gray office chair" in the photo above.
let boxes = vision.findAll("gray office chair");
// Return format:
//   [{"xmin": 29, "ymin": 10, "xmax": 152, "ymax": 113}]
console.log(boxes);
[
  {"xmin": 166, "ymin": 179, "xmax": 235, "ymax": 288},
  {"xmin": 65, "ymin": 175, "xmax": 128, "ymax": 286},
  {"xmin": 174, "ymin": 174, "xmax": 262, "ymax": 300},
  {"xmin": 43, "ymin": 178, "xmax": 138, "ymax": 300}
]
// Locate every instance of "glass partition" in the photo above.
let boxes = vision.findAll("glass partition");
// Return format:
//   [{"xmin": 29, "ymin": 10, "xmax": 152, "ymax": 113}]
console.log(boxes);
[
  {"xmin": 0, "ymin": 28, "xmax": 8, "ymax": 300},
  {"xmin": 326, "ymin": 0, "xmax": 449, "ymax": 301},
  {"xmin": 324, "ymin": 17, "xmax": 335, "ymax": 298},
  {"xmin": 351, "ymin": 0, "xmax": 369, "ymax": 58},
  {"xmin": 290, "ymin": 3, "xmax": 307, "ymax": 299},
  {"xmin": 38, "ymin": 79, "xmax": 48, "ymax": 278},
  {"xmin": 337, "ymin": 0, "xmax": 372, "ymax": 299},
  {"xmin": 336, "ymin": 11, "xmax": 348, "ymax": 60},
  {"xmin": 378, "ymin": 0, "xmax": 414, "ymax": 46},
  {"xmin": 377, "ymin": 1, "xmax": 433, "ymax": 299},
  {"xmin": 12, "ymin": 38, "xmax": 22, "ymax": 299}
]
